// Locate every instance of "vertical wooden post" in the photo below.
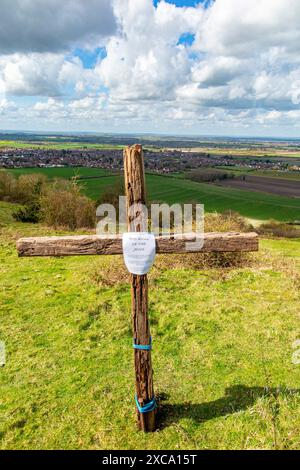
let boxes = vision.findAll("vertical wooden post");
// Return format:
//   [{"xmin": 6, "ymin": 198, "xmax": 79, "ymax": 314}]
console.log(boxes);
[{"xmin": 124, "ymin": 145, "xmax": 156, "ymax": 432}]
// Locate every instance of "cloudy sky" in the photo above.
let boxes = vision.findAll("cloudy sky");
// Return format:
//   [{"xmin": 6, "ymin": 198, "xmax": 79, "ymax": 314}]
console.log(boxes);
[{"xmin": 0, "ymin": 0, "xmax": 299, "ymax": 137}]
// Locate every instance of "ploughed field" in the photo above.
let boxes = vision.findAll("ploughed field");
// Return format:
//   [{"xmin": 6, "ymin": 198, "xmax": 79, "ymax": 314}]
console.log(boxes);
[{"xmin": 216, "ymin": 175, "xmax": 300, "ymax": 198}]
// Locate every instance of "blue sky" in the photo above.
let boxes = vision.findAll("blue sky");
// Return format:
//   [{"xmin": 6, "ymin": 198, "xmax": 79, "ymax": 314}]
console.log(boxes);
[
  {"xmin": 153, "ymin": 0, "xmax": 205, "ymax": 6},
  {"xmin": 73, "ymin": 48, "xmax": 107, "ymax": 69},
  {"xmin": 0, "ymin": 0, "xmax": 299, "ymax": 137}
]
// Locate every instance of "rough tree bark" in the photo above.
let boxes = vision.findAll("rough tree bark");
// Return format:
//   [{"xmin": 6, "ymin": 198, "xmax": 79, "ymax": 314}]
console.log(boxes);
[
  {"xmin": 17, "ymin": 232, "xmax": 259, "ymax": 257},
  {"xmin": 124, "ymin": 144, "xmax": 156, "ymax": 432}
]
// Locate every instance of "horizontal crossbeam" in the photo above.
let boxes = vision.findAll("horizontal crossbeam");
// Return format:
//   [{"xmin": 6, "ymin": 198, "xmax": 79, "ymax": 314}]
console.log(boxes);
[{"xmin": 17, "ymin": 232, "xmax": 259, "ymax": 257}]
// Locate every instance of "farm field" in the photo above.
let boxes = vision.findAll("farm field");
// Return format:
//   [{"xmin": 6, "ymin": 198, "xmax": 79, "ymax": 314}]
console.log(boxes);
[
  {"xmin": 2, "ymin": 136, "xmax": 300, "ymax": 160},
  {"xmin": 254, "ymin": 171, "xmax": 300, "ymax": 181},
  {"xmin": 216, "ymin": 168, "xmax": 300, "ymax": 181},
  {"xmin": 8, "ymin": 167, "xmax": 114, "ymax": 180},
  {"xmin": 182, "ymin": 146, "xmax": 300, "ymax": 158},
  {"xmin": 0, "ymin": 140, "xmax": 124, "ymax": 151},
  {"xmin": 8, "ymin": 168, "xmax": 300, "ymax": 222},
  {"xmin": 216, "ymin": 175, "xmax": 300, "ymax": 198},
  {"xmin": 143, "ymin": 175, "xmax": 300, "ymax": 222},
  {"xmin": 0, "ymin": 201, "xmax": 299, "ymax": 450},
  {"xmin": 9, "ymin": 166, "xmax": 300, "ymax": 182}
]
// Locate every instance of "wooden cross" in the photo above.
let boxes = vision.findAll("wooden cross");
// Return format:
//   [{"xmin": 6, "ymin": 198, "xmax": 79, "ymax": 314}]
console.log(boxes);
[{"xmin": 16, "ymin": 145, "xmax": 259, "ymax": 433}]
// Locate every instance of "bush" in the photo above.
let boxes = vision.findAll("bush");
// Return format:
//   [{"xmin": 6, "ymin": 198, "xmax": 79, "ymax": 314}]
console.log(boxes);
[
  {"xmin": 40, "ymin": 178, "xmax": 96, "ymax": 230},
  {"xmin": 204, "ymin": 211, "xmax": 254, "ymax": 233},
  {"xmin": 186, "ymin": 168, "xmax": 235, "ymax": 183},
  {"xmin": 12, "ymin": 174, "xmax": 46, "ymax": 223},
  {"xmin": 0, "ymin": 170, "xmax": 96, "ymax": 230},
  {"xmin": 16, "ymin": 174, "xmax": 47, "ymax": 204},
  {"xmin": 258, "ymin": 220, "xmax": 300, "ymax": 238},
  {"xmin": 12, "ymin": 201, "xmax": 41, "ymax": 224},
  {"xmin": 0, "ymin": 170, "xmax": 47, "ymax": 204},
  {"xmin": 0, "ymin": 171, "xmax": 17, "ymax": 201}
]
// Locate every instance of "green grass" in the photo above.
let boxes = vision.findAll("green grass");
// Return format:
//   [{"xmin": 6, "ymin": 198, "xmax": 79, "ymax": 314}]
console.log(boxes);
[
  {"xmin": 0, "ymin": 201, "xmax": 300, "ymax": 449},
  {"xmin": 0, "ymin": 140, "xmax": 124, "ymax": 150},
  {"xmin": 1, "ymin": 138, "xmax": 299, "ymax": 155},
  {"xmin": 188, "ymin": 146, "xmax": 300, "ymax": 158},
  {"xmin": 146, "ymin": 175, "xmax": 300, "ymax": 221},
  {"xmin": 8, "ymin": 168, "xmax": 300, "ymax": 221},
  {"xmin": 93, "ymin": 174, "xmax": 299, "ymax": 222},
  {"xmin": 216, "ymin": 167, "xmax": 300, "ymax": 181},
  {"xmin": 1, "ymin": 140, "xmax": 158, "ymax": 151},
  {"xmin": 253, "ymin": 170, "xmax": 300, "ymax": 181},
  {"xmin": 9, "ymin": 167, "xmax": 114, "ymax": 180}
]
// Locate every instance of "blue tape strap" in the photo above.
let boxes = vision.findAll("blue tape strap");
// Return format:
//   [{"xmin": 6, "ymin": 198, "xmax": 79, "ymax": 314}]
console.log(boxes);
[
  {"xmin": 135, "ymin": 395, "xmax": 157, "ymax": 414},
  {"xmin": 133, "ymin": 336, "xmax": 152, "ymax": 351}
]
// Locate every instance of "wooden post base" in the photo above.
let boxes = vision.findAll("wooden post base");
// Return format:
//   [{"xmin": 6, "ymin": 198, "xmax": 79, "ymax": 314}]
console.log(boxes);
[{"xmin": 132, "ymin": 274, "xmax": 156, "ymax": 432}]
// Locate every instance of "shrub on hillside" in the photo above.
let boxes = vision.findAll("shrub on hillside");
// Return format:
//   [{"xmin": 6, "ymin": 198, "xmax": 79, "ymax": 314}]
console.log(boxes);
[
  {"xmin": 16, "ymin": 173, "xmax": 47, "ymax": 203},
  {"xmin": 0, "ymin": 170, "xmax": 47, "ymax": 204},
  {"xmin": 40, "ymin": 179, "xmax": 96, "ymax": 229},
  {"xmin": 186, "ymin": 168, "xmax": 235, "ymax": 183},
  {"xmin": 12, "ymin": 201, "xmax": 41, "ymax": 224},
  {"xmin": 12, "ymin": 174, "xmax": 46, "ymax": 223},
  {"xmin": 0, "ymin": 171, "xmax": 17, "ymax": 201},
  {"xmin": 258, "ymin": 220, "xmax": 300, "ymax": 238},
  {"xmin": 1, "ymin": 170, "xmax": 96, "ymax": 229},
  {"xmin": 204, "ymin": 211, "xmax": 254, "ymax": 233}
]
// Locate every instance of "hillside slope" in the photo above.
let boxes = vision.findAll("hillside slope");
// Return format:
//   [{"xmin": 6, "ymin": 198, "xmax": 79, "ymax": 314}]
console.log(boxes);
[
  {"xmin": 8, "ymin": 168, "xmax": 300, "ymax": 222},
  {"xmin": 0, "ymin": 202, "xmax": 300, "ymax": 450}
]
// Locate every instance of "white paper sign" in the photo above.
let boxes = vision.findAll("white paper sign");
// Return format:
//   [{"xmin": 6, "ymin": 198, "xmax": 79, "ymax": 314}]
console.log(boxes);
[{"xmin": 122, "ymin": 232, "xmax": 156, "ymax": 275}]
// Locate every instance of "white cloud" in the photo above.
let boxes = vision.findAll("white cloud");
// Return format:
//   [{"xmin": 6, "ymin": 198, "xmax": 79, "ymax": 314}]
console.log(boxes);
[
  {"xmin": 0, "ymin": 53, "xmax": 96, "ymax": 97},
  {"xmin": 0, "ymin": 54, "xmax": 65, "ymax": 96},
  {"xmin": 0, "ymin": 98, "xmax": 16, "ymax": 116},
  {"xmin": 98, "ymin": 0, "xmax": 204, "ymax": 101},
  {"xmin": 195, "ymin": 0, "xmax": 300, "ymax": 58},
  {"xmin": 1, "ymin": 0, "xmax": 300, "ymax": 135},
  {"xmin": 0, "ymin": 0, "xmax": 116, "ymax": 54}
]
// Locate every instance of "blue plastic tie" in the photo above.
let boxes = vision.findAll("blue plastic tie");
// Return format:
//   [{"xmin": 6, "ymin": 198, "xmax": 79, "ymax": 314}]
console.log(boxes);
[
  {"xmin": 133, "ymin": 336, "xmax": 152, "ymax": 351},
  {"xmin": 135, "ymin": 395, "xmax": 157, "ymax": 414}
]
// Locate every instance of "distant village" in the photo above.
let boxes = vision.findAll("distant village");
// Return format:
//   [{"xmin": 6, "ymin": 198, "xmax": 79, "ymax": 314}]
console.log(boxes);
[{"xmin": 0, "ymin": 147, "xmax": 297, "ymax": 173}]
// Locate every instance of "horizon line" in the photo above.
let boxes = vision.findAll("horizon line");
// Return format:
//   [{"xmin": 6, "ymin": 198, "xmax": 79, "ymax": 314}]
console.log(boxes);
[{"xmin": 0, "ymin": 129, "xmax": 300, "ymax": 141}]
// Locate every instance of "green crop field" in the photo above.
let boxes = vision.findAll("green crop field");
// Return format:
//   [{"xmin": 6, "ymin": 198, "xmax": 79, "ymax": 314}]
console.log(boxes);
[
  {"xmin": 252, "ymin": 170, "xmax": 300, "ymax": 181},
  {"xmin": 141, "ymin": 175, "xmax": 300, "ymax": 222},
  {"xmin": 0, "ymin": 140, "xmax": 158, "ymax": 151},
  {"xmin": 216, "ymin": 167, "xmax": 300, "ymax": 181},
  {"xmin": 65, "ymin": 173, "xmax": 300, "ymax": 223},
  {"xmin": 8, "ymin": 167, "xmax": 114, "ymax": 180},
  {"xmin": 186, "ymin": 146, "xmax": 300, "ymax": 158},
  {"xmin": 0, "ymin": 201, "xmax": 300, "ymax": 450},
  {"xmin": 8, "ymin": 168, "xmax": 300, "ymax": 222},
  {"xmin": 0, "ymin": 140, "xmax": 124, "ymax": 150}
]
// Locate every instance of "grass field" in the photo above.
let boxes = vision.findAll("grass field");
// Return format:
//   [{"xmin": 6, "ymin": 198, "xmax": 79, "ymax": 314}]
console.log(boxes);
[
  {"xmin": 253, "ymin": 170, "xmax": 300, "ymax": 181},
  {"xmin": 142, "ymin": 175, "xmax": 300, "ymax": 222},
  {"xmin": 184, "ymin": 147, "xmax": 300, "ymax": 158},
  {"xmin": 2, "ymin": 139, "xmax": 300, "ymax": 158},
  {"xmin": 8, "ymin": 168, "xmax": 300, "ymax": 222},
  {"xmin": 8, "ymin": 167, "xmax": 114, "ymax": 179},
  {"xmin": 0, "ymin": 201, "xmax": 300, "ymax": 450},
  {"xmin": 216, "ymin": 167, "xmax": 300, "ymax": 181},
  {"xmin": 0, "ymin": 141, "xmax": 124, "ymax": 150}
]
